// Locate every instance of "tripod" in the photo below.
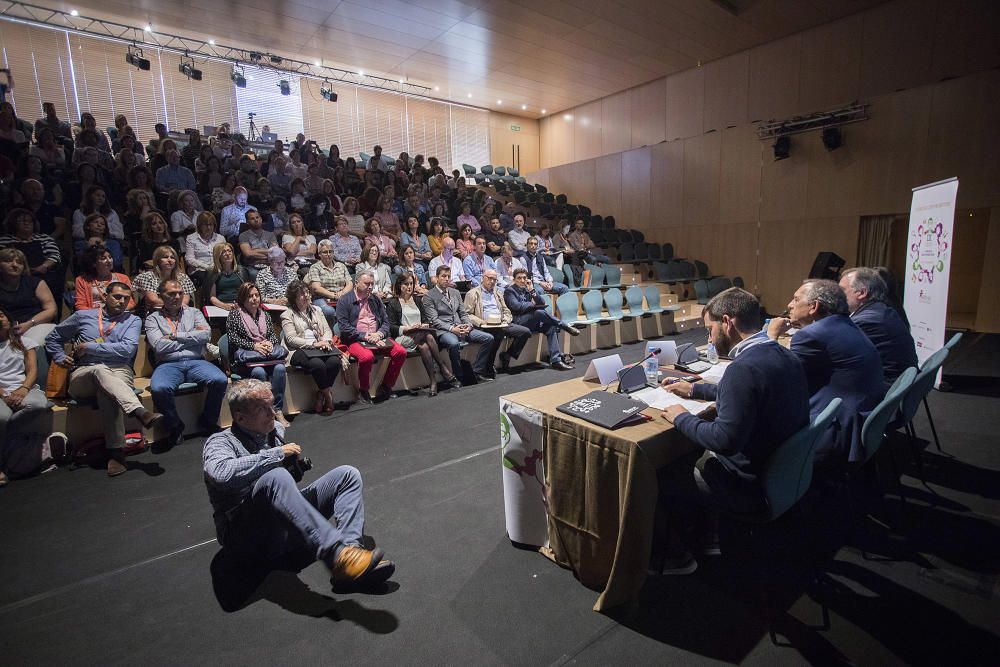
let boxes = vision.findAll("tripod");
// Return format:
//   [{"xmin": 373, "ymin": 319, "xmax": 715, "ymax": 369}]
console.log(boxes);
[{"xmin": 247, "ymin": 112, "xmax": 260, "ymax": 142}]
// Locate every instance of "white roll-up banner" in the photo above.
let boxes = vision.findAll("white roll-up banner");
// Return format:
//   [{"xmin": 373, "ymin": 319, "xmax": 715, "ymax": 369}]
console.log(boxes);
[
  {"xmin": 903, "ymin": 177, "xmax": 959, "ymax": 385},
  {"xmin": 499, "ymin": 398, "xmax": 549, "ymax": 547}
]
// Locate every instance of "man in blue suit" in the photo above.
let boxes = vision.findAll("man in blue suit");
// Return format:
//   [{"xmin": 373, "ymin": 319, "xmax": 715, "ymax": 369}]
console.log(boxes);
[
  {"xmin": 840, "ymin": 267, "xmax": 918, "ymax": 389},
  {"xmin": 768, "ymin": 279, "xmax": 884, "ymax": 468}
]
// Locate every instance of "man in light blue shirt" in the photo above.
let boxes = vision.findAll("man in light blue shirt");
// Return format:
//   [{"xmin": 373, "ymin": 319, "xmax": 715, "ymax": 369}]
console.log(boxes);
[
  {"xmin": 146, "ymin": 279, "xmax": 229, "ymax": 448},
  {"xmin": 507, "ymin": 214, "xmax": 531, "ymax": 257},
  {"xmin": 523, "ymin": 237, "xmax": 568, "ymax": 295},
  {"xmin": 45, "ymin": 282, "xmax": 163, "ymax": 476},
  {"xmin": 462, "ymin": 236, "xmax": 497, "ymax": 287},
  {"xmin": 155, "ymin": 149, "xmax": 196, "ymax": 194}
]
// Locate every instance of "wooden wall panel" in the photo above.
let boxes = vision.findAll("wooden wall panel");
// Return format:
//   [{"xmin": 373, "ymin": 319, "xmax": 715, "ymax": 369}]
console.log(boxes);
[
  {"xmin": 804, "ymin": 127, "xmax": 863, "ymax": 219},
  {"xmin": 538, "ymin": 116, "xmax": 552, "ymax": 170},
  {"xmin": 857, "ymin": 86, "xmax": 932, "ymax": 215},
  {"xmin": 715, "ymin": 222, "xmax": 760, "ymax": 291},
  {"xmin": 619, "ymin": 147, "xmax": 651, "ymax": 232},
  {"xmin": 719, "ymin": 125, "xmax": 762, "ymax": 225},
  {"xmin": 930, "ymin": 0, "xmax": 1000, "ymax": 82},
  {"xmin": 859, "ymin": 0, "xmax": 935, "ymax": 98},
  {"xmin": 798, "ymin": 14, "xmax": 862, "ymax": 111},
  {"xmin": 748, "ymin": 34, "xmax": 801, "ymax": 122},
  {"xmin": 974, "ymin": 208, "xmax": 1000, "ymax": 333},
  {"xmin": 757, "ymin": 217, "xmax": 858, "ymax": 312},
  {"xmin": 590, "ymin": 153, "xmax": 622, "ymax": 220},
  {"xmin": 601, "ymin": 90, "xmax": 631, "ymax": 156},
  {"xmin": 682, "ymin": 132, "xmax": 721, "ymax": 226},
  {"xmin": 665, "ymin": 66, "xmax": 704, "ymax": 140},
  {"xmin": 703, "ymin": 52, "xmax": 749, "ymax": 132},
  {"xmin": 650, "ymin": 140, "xmax": 685, "ymax": 231},
  {"xmin": 759, "ymin": 139, "xmax": 809, "ymax": 222},
  {"xmin": 629, "ymin": 78, "xmax": 667, "ymax": 149},
  {"xmin": 922, "ymin": 70, "xmax": 1000, "ymax": 210},
  {"xmin": 573, "ymin": 100, "xmax": 603, "ymax": 162}
]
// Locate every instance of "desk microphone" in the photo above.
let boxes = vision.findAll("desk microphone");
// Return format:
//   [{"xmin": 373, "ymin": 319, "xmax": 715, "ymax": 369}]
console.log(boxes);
[{"xmin": 616, "ymin": 348, "xmax": 661, "ymax": 394}]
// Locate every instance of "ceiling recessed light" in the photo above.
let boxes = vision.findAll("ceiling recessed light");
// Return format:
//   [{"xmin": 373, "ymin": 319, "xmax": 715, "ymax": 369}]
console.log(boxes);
[
  {"xmin": 467, "ymin": 93, "xmax": 472, "ymax": 98},
  {"xmin": 399, "ymin": 79, "xmax": 405, "ymax": 84},
  {"xmin": 208, "ymin": 39, "xmax": 215, "ymax": 45},
  {"xmin": 563, "ymin": 114, "xmax": 573, "ymax": 121},
  {"xmin": 521, "ymin": 104, "xmax": 527, "ymax": 110},
  {"xmin": 315, "ymin": 60, "xmax": 321, "ymax": 66},
  {"xmin": 434, "ymin": 86, "xmax": 440, "ymax": 91},
  {"xmin": 357, "ymin": 70, "xmax": 364, "ymax": 77},
  {"xmin": 144, "ymin": 24, "xmax": 152, "ymax": 32},
  {"xmin": 70, "ymin": 9, "xmax": 79, "ymax": 16},
  {"xmin": 497, "ymin": 99, "xmax": 502, "ymax": 105},
  {"xmin": 541, "ymin": 109, "xmax": 546, "ymax": 114}
]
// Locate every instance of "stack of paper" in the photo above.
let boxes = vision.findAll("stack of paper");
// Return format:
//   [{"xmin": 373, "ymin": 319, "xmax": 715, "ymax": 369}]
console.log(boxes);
[{"xmin": 631, "ymin": 386, "xmax": 714, "ymax": 415}]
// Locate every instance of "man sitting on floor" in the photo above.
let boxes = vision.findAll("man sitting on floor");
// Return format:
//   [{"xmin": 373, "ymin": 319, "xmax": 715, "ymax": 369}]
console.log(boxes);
[
  {"xmin": 655, "ymin": 287, "xmax": 809, "ymax": 574},
  {"xmin": 145, "ymin": 278, "xmax": 229, "ymax": 448},
  {"xmin": 767, "ymin": 279, "xmax": 884, "ymax": 468},
  {"xmin": 523, "ymin": 236, "xmax": 568, "ymax": 295},
  {"xmin": 423, "ymin": 265, "xmax": 495, "ymax": 383},
  {"xmin": 203, "ymin": 378, "xmax": 395, "ymax": 592},
  {"xmin": 503, "ymin": 268, "xmax": 578, "ymax": 371},
  {"xmin": 45, "ymin": 282, "xmax": 163, "ymax": 477},
  {"xmin": 839, "ymin": 267, "xmax": 917, "ymax": 390},
  {"xmin": 464, "ymin": 268, "xmax": 530, "ymax": 375}
]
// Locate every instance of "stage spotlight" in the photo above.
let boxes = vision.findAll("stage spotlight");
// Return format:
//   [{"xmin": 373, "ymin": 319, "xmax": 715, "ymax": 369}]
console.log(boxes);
[
  {"xmin": 270, "ymin": 55, "xmax": 283, "ymax": 64},
  {"xmin": 125, "ymin": 46, "xmax": 151, "ymax": 71},
  {"xmin": 231, "ymin": 66, "xmax": 247, "ymax": 88},
  {"xmin": 822, "ymin": 126, "xmax": 843, "ymax": 151},
  {"xmin": 320, "ymin": 83, "xmax": 338, "ymax": 102},
  {"xmin": 277, "ymin": 79, "xmax": 291, "ymax": 95},
  {"xmin": 249, "ymin": 51, "xmax": 263, "ymax": 63},
  {"xmin": 772, "ymin": 135, "xmax": 791, "ymax": 161},
  {"xmin": 178, "ymin": 58, "xmax": 203, "ymax": 81}
]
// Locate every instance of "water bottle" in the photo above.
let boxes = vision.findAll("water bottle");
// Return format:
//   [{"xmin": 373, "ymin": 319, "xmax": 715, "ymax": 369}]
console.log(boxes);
[
  {"xmin": 643, "ymin": 344, "xmax": 659, "ymax": 383},
  {"xmin": 706, "ymin": 342, "xmax": 719, "ymax": 364}
]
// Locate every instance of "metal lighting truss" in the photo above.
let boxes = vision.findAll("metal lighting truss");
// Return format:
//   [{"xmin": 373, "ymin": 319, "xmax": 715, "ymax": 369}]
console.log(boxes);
[
  {"xmin": 0, "ymin": 0, "xmax": 432, "ymax": 96},
  {"xmin": 756, "ymin": 102, "xmax": 869, "ymax": 140}
]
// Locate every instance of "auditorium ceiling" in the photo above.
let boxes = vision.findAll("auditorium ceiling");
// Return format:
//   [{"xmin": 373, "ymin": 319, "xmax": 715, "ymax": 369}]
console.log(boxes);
[{"xmin": 33, "ymin": 0, "xmax": 888, "ymax": 117}]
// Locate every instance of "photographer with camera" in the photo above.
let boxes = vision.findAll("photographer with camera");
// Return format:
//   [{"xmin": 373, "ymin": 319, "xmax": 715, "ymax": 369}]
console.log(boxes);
[{"xmin": 203, "ymin": 379, "xmax": 395, "ymax": 591}]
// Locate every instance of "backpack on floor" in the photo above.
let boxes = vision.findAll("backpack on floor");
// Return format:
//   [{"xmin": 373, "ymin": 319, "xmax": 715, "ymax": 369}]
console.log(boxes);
[{"xmin": 3, "ymin": 433, "xmax": 58, "ymax": 478}]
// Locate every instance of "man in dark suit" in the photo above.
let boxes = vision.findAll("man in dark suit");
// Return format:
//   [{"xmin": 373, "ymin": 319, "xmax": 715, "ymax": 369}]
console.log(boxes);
[
  {"xmin": 768, "ymin": 279, "xmax": 884, "ymax": 468},
  {"xmin": 422, "ymin": 265, "xmax": 496, "ymax": 383},
  {"xmin": 840, "ymin": 267, "xmax": 918, "ymax": 389},
  {"xmin": 503, "ymin": 268, "xmax": 579, "ymax": 371}
]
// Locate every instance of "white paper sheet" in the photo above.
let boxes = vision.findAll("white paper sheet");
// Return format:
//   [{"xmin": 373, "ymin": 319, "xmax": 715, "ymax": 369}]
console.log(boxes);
[
  {"xmin": 202, "ymin": 305, "xmax": 230, "ymax": 319},
  {"xmin": 632, "ymin": 386, "xmax": 714, "ymax": 415},
  {"xmin": 699, "ymin": 360, "xmax": 730, "ymax": 384}
]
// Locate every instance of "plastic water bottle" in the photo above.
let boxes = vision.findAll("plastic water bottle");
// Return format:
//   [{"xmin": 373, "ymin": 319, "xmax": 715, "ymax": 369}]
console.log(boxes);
[
  {"xmin": 644, "ymin": 344, "xmax": 659, "ymax": 383},
  {"xmin": 705, "ymin": 342, "xmax": 719, "ymax": 364}
]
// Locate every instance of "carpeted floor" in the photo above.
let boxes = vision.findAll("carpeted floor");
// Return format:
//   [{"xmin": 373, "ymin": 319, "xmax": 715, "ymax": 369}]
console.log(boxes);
[{"xmin": 2, "ymin": 330, "xmax": 998, "ymax": 665}]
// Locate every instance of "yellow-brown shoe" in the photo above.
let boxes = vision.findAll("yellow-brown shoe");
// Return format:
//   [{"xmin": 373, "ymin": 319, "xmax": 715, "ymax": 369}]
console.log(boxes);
[
  {"xmin": 107, "ymin": 457, "xmax": 127, "ymax": 477},
  {"xmin": 331, "ymin": 545, "xmax": 383, "ymax": 583}
]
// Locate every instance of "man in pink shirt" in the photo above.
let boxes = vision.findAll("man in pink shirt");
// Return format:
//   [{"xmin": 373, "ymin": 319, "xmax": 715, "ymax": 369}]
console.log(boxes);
[{"xmin": 334, "ymin": 270, "xmax": 407, "ymax": 404}]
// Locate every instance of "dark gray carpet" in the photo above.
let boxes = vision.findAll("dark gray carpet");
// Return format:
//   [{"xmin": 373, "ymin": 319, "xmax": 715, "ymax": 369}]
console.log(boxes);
[{"xmin": 2, "ymin": 330, "xmax": 998, "ymax": 665}]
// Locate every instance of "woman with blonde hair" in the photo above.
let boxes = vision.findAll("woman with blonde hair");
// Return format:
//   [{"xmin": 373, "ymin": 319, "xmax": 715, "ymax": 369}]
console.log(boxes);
[
  {"xmin": 133, "ymin": 245, "xmax": 195, "ymax": 312},
  {"xmin": 183, "ymin": 211, "xmax": 224, "ymax": 285},
  {"xmin": 202, "ymin": 243, "xmax": 249, "ymax": 311}
]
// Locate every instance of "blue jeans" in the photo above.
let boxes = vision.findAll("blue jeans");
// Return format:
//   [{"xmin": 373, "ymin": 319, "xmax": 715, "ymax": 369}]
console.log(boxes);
[
  {"xmin": 222, "ymin": 465, "xmax": 365, "ymax": 566},
  {"xmin": 438, "ymin": 327, "xmax": 495, "ymax": 375},
  {"xmin": 150, "ymin": 359, "xmax": 229, "ymax": 432},
  {"xmin": 534, "ymin": 281, "xmax": 568, "ymax": 296},
  {"xmin": 249, "ymin": 363, "xmax": 286, "ymax": 412},
  {"xmin": 313, "ymin": 297, "xmax": 337, "ymax": 327}
]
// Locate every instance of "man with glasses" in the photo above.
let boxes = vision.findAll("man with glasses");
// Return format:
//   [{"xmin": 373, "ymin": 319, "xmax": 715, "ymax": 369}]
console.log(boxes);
[
  {"xmin": 45, "ymin": 282, "xmax": 163, "ymax": 476},
  {"xmin": 146, "ymin": 279, "xmax": 229, "ymax": 448},
  {"xmin": 464, "ymin": 269, "xmax": 530, "ymax": 374}
]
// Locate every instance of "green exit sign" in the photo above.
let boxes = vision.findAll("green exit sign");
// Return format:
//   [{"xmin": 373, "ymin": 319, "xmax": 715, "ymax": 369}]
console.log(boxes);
[{"xmin": 510, "ymin": 124, "xmax": 521, "ymax": 132}]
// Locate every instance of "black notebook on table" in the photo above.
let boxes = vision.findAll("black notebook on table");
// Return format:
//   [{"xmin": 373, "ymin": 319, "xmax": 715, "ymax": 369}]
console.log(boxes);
[{"xmin": 556, "ymin": 390, "xmax": 650, "ymax": 430}]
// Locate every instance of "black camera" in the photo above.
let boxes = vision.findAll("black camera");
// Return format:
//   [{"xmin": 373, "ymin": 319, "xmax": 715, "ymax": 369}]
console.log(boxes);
[{"xmin": 283, "ymin": 456, "xmax": 313, "ymax": 482}]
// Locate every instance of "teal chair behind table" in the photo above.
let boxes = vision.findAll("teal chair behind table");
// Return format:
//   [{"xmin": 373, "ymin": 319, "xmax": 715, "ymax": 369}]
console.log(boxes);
[
  {"xmin": 563, "ymin": 265, "xmax": 582, "ymax": 291},
  {"xmin": 580, "ymin": 290, "xmax": 606, "ymax": 323},
  {"xmin": 917, "ymin": 332, "xmax": 962, "ymax": 453},
  {"xmin": 603, "ymin": 289, "xmax": 624, "ymax": 320},
  {"xmin": 624, "ymin": 285, "xmax": 646, "ymax": 315},
  {"xmin": 555, "ymin": 291, "xmax": 581, "ymax": 323},
  {"xmin": 708, "ymin": 277, "xmax": 732, "ymax": 297},
  {"xmin": 730, "ymin": 397, "xmax": 842, "ymax": 645},
  {"xmin": 694, "ymin": 279, "xmax": 710, "ymax": 305},
  {"xmin": 895, "ymin": 346, "xmax": 950, "ymax": 478},
  {"xmin": 583, "ymin": 263, "xmax": 605, "ymax": 288},
  {"xmin": 605, "ymin": 265, "xmax": 622, "ymax": 287},
  {"xmin": 217, "ymin": 334, "xmax": 243, "ymax": 381},
  {"xmin": 626, "ymin": 284, "xmax": 656, "ymax": 337},
  {"xmin": 549, "ymin": 265, "xmax": 566, "ymax": 286}
]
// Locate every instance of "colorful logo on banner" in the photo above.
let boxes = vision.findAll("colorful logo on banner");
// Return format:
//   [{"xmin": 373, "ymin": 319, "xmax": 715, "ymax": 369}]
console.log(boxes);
[{"xmin": 909, "ymin": 216, "xmax": 951, "ymax": 287}]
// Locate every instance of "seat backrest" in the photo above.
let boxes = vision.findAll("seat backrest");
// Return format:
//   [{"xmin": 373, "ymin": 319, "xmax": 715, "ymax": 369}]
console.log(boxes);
[
  {"xmin": 494, "ymin": 166, "xmax": 506, "ymax": 176},
  {"xmin": 632, "ymin": 230, "xmax": 645, "ymax": 243},
  {"xmin": 562, "ymin": 265, "xmax": 577, "ymax": 289},
  {"xmin": 694, "ymin": 260, "xmax": 709, "ymax": 277},
  {"xmin": 644, "ymin": 285, "xmax": 663, "ymax": 311},
  {"xmin": 677, "ymin": 261, "xmax": 697, "ymax": 279},
  {"xmin": 733, "ymin": 276, "xmax": 745, "ymax": 288},
  {"xmin": 708, "ymin": 277, "xmax": 732, "ymax": 297},
  {"xmin": 217, "ymin": 333, "xmax": 232, "ymax": 374},
  {"xmin": 582, "ymin": 290, "xmax": 604, "ymax": 319},
  {"xmin": 462, "ymin": 164, "xmax": 476, "ymax": 175},
  {"xmin": 604, "ymin": 288, "xmax": 624, "ymax": 317},
  {"xmin": 549, "ymin": 265, "xmax": 566, "ymax": 284},
  {"xmin": 634, "ymin": 242, "xmax": 649, "ymax": 260},
  {"xmin": 694, "ymin": 279, "xmax": 710, "ymax": 305},
  {"xmin": 944, "ymin": 332, "xmax": 963, "ymax": 351},
  {"xmin": 761, "ymin": 398, "xmax": 842, "ymax": 521},
  {"xmin": 619, "ymin": 242, "xmax": 635, "ymax": 261},
  {"xmin": 648, "ymin": 243, "xmax": 662, "ymax": 260},
  {"xmin": 653, "ymin": 261, "xmax": 671, "ymax": 282},
  {"xmin": 556, "ymin": 292, "xmax": 581, "ymax": 321},
  {"xmin": 585, "ymin": 263, "xmax": 605, "ymax": 287},
  {"xmin": 481, "ymin": 164, "xmax": 493, "ymax": 175},
  {"xmin": 604, "ymin": 215, "xmax": 616, "ymax": 229},
  {"xmin": 861, "ymin": 367, "xmax": 917, "ymax": 464},
  {"xmin": 625, "ymin": 285, "xmax": 646, "ymax": 312},
  {"xmin": 899, "ymin": 346, "xmax": 949, "ymax": 422},
  {"xmin": 605, "ymin": 265, "xmax": 622, "ymax": 286}
]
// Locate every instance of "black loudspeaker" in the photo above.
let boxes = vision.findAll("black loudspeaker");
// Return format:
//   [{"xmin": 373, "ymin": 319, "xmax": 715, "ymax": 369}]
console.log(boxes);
[{"xmin": 808, "ymin": 252, "xmax": 846, "ymax": 281}]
